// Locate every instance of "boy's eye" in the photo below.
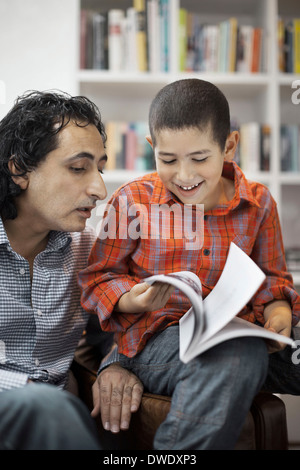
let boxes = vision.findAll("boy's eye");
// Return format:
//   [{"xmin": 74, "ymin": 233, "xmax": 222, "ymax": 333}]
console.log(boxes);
[
  {"xmin": 162, "ymin": 159, "xmax": 176, "ymax": 165},
  {"xmin": 193, "ymin": 157, "xmax": 208, "ymax": 163}
]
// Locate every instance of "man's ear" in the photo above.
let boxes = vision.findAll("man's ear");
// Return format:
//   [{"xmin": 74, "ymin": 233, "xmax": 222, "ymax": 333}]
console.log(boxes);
[
  {"xmin": 224, "ymin": 131, "xmax": 239, "ymax": 161},
  {"xmin": 8, "ymin": 157, "xmax": 29, "ymax": 190},
  {"xmin": 145, "ymin": 135, "xmax": 153, "ymax": 148}
]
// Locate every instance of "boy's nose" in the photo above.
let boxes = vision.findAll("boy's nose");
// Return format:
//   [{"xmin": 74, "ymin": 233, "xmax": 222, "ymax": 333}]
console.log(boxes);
[{"xmin": 177, "ymin": 163, "xmax": 195, "ymax": 182}]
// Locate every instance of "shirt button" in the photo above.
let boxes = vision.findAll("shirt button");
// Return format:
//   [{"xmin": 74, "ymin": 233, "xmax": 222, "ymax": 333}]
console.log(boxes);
[
  {"xmin": 37, "ymin": 309, "xmax": 43, "ymax": 316},
  {"xmin": 203, "ymin": 249, "xmax": 210, "ymax": 255},
  {"xmin": 35, "ymin": 358, "xmax": 40, "ymax": 366},
  {"xmin": 19, "ymin": 268, "xmax": 25, "ymax": 275}
]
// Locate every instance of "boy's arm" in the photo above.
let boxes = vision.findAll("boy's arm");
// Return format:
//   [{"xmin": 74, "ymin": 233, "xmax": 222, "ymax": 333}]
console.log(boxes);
[
  {"xmin": 250, "ymin": 195, "xmax": 300, "ymax": 338},
  {"xmin": 79, "ymin": 194, "xmax": 140, "ymax": 330}
]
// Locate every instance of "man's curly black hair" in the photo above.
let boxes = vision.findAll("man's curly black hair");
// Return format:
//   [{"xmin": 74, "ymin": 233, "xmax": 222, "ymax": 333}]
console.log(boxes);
[{"xmin": 0, "ymin": 90, "xmax": 106, "ymax": 220}]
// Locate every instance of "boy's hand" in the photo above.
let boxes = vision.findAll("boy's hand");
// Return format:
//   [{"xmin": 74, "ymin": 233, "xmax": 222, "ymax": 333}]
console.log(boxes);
[
  {"xmin": 116, "ymin": 281, "xmax": 175, "ymax": 313},
  {"xmin": 263, "ymin": 300, "xmax": 292, "ymax": 353}
]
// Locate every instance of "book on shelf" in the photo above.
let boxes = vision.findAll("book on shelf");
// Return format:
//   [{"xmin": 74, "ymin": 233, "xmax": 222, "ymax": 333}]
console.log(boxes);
[
  {"xmin": 280, "ymin": 124, "xmax": 300, "ymax": 172},
  {"xmin": 104, "ymin": 121, "xmax": 154, "ymax": 171},
  {"xmin": 278, "ymin": 17, "xmax": 300, "ymax": 73},
  {"xmin": 134, "ymin": 0, "xmax": 148, "ymax": 72},
  {"xmin": 178, "ymin": 13, "xmax": 264, "ymax": 73},
  {"xmin": 236, "ymin": 121, "xmax": 271, "ymax": 173},
  {"xmin": 145, "ymin": 243, "xmax": 295, "ymax": 363},
  {"xmin": 79, "ymin": 2, "xmax": 265, "ymax": 73},
  {"xmin": 80, "ymin": 1, "xmax": 172, "ymax": 72},
  {"xmin": 104, "ymin": 119, "xmax": 272, "ymax": 174}
]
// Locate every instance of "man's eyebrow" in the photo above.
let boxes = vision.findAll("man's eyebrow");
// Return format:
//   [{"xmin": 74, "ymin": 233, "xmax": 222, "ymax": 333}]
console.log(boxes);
[{"xmin": 66, "ymin": 152, "xmax": 108, "ymax": 162}]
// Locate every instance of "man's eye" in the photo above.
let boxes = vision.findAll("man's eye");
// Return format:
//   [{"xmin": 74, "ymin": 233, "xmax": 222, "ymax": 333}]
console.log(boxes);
[
  {"xmin": 162, "ymin": 160, "xmax": 176, "ymax": 165},
  {"xmin": 70, "ymin": 167, "xmax": 85, "ymax": 173}
]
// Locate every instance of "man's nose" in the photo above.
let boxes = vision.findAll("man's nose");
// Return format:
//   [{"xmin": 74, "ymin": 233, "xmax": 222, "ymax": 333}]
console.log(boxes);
[{"xmin": 87, "ymin": 172, "xmax": 107, "ymax": 201}]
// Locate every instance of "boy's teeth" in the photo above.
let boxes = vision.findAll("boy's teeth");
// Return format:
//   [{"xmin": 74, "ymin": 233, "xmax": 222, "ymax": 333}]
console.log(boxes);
[{"xmin": 180, "ymin": 182, "xmax": 200, "ymax": 190}]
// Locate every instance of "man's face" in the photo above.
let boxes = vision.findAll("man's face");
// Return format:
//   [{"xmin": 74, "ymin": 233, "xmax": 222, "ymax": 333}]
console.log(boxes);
[
  {"xmin": 17, "ymin": 121, "xmax": 107, "ymax": 233},
  {"xmin": 154, "ymin": 126, "xmax": 226, "ymax": 210}
]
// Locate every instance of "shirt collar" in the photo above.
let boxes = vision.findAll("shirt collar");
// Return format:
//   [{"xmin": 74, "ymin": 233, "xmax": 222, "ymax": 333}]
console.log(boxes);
[
  {"xmin": 0, "ymin": 217, "xmax": 9, "ymax": 246},
  {"xmin": 149, "ymin": 161, "xmax": 261, "ymax": 212},
  {"xmin": 212, "ymin": 160, "xmax": 261, "ymax": 214},
  {"xmin": 150, "ymin": 172, "xmax": 182, "ymax": 205},
  {"xmin": 0, "ymin": 216, "xmax": 72, "ymax": 251}
]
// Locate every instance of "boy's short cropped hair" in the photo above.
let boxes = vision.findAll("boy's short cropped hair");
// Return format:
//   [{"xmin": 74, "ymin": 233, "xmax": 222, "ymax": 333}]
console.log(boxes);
[{"xmin": 149, "ymin": 79, "xmax": 230, "ymax": 151}]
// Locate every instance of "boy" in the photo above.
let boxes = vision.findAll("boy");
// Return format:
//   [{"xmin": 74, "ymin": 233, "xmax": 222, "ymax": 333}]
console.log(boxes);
[{"xmin": 79, "ymin": 79, "xmax": 300, "ymax": 449}]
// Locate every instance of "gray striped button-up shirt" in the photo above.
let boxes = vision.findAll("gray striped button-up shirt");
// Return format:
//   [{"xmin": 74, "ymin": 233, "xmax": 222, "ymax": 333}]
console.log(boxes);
[{"xmin": 0, "ymin": 217, "xmax": 95, "ymax": 391}]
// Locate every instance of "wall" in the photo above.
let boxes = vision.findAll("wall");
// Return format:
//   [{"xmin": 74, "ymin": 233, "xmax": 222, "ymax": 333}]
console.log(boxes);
[{"xmin": 0, "ymin": 0, "xmax": 78, "ymax": 119}]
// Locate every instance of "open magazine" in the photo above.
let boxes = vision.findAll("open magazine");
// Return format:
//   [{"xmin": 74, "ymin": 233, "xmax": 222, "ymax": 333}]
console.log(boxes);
[{"xmin": 145, "ymin": 242, "xmax": 295, "ymax": 363}]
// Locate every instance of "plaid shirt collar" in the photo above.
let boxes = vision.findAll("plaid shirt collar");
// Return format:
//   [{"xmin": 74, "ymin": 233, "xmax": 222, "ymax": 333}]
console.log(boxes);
[{"xmin": 150, "ymin": 160, "xmax": 261, "ymax": 213}]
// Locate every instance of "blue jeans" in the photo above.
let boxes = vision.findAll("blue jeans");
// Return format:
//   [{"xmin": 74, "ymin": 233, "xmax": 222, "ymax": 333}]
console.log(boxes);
[
  {"xmin": 263, "ymin": 327, "xmax": 300, "ymax": 395},
  {"xmin": 0, "ymin": 383, "xmax": 101, "ymax": 450},
  {"xmin": 119, "ymin": 325, "xmax": 269, "ymax": 450}
]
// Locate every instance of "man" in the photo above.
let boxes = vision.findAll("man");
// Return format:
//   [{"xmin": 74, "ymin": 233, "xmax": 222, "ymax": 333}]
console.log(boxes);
[{"xmin": 0, "ymin": 90, "xmax": 143, "ymax": 450}]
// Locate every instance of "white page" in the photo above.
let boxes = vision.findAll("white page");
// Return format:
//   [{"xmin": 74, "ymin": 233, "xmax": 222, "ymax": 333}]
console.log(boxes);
[
  {"xmin": 181, "ymin": 316, "xmax": 295, "ymax": 362},
  {"xmin": 145, "ymin": 271, "xmax": 204, "ymax": 339},
  {"xmin": 180, "ymin": 243, "xmax": 266, "ymax": 358}
]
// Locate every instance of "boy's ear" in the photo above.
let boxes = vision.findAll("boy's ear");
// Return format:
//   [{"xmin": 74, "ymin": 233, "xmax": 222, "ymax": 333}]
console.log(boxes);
[
  {"xmin": 224, "ymin": 131, "xmax": 239, "ymax": 161},
  {"xmin": 145, "ymin": 135, "xmax": 153, "ymax": 148},
  {"xmin": 8, "ymin": 157, "xmax": 29, "ymax": 190}
]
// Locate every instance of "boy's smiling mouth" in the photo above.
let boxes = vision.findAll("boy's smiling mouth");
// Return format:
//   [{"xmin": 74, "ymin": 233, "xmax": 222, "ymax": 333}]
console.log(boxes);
[
  {"xmin": 174, "ymin": 181, "xmax": 203, "ymax": 198},
  {"xmin": 178, "ymin": 182, "xmax": 201, "ymax": 191}
]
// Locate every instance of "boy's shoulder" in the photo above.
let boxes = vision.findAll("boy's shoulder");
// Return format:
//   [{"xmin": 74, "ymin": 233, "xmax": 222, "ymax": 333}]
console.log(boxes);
[
  {"xmin": 245, "ymin": 178, "xmax": 275, "ymax": 209},
  {"xmin": 229, "ymin": 162, "xmax": 274, "ymax": 209}
]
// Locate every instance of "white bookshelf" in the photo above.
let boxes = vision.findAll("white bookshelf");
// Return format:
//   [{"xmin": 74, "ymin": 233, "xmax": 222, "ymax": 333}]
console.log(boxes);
[
  {"xmin": 0, "ymin": 0, "xmax": 299, "ymax": 282},
  {"xmin": 76, "ymin": 0, "xmax": 300, "ymax": 284}
]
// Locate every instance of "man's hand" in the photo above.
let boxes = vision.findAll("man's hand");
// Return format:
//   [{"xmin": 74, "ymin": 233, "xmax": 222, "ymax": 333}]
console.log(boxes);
[
  {"xmin": 116, "ymin": 281, "xmax": 174, "ymax": 313},
  {"xmin": 264, "ymin": 300, "xmax": 292, "ymax": 353},
  {"xmin": 91, "ymin": 363, "xmax": 143, "ymax": 433}
]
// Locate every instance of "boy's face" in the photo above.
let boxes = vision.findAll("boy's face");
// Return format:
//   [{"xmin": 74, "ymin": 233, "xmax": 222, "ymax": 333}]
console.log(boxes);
[
  {"xmin": 13, "ymin": 122, "xmax": 107, "ymax": 233},
  {"xmin": 152, "ymin": 126, "xmax": 236, "ymax": 210}
]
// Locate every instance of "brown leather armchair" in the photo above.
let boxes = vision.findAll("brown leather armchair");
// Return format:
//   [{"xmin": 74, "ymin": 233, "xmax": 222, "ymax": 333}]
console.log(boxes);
[{"xmin": 71, "ymin": 342, "xmax": 288, "ymax": 450}]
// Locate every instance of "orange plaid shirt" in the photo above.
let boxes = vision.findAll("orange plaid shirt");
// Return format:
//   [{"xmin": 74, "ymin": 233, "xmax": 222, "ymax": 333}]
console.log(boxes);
[{"xmin": 79, "ymin": 161, "xmax": 300, "ymax": 357}]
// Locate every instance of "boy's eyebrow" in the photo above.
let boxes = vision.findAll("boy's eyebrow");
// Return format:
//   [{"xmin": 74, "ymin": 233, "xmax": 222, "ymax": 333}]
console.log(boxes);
[
  {"xmin": 187, "ymin": 149, "xmax": 212, "ymax": 156},
  {"xmin": 157, "ymin": 149, "xmax": 211, "ymax": 157},
  {"xmin": 66, "ymin": 152, "xmax": 108, "ymax": 163}
]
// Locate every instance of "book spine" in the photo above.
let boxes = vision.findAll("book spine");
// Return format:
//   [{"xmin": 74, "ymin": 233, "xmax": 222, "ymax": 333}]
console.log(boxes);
[
  {"xmin": 80, "ymin": 10, "xmax": 87, "ymax": 69},
  {"xmin": 134, "ymin": 0, "xmax": 148, "ymax": 71},
  {"xmin": 178, "ymin": 8, "xmax": 187, "ymax": 72},
  {"xmin": 278, "ymin": 18, "xmax": 285, "ymax": 72},
  {"xmin": 294, "ymin": 18, "xmax": 300, "ymax": 73},
  {"xmin": 108, "ymin": 9, "xmax": 124, "ymax": 71},
  {"xmin": 260, "ymin": 124, "xmax": 271, "ymax": 171},
  {"xmin": 228, "ymin": 17, "xmax": 237, "ymax": 72},
  {"xmin": 251, "ymin": 27, "xmax": 262, "ymax": 73}
]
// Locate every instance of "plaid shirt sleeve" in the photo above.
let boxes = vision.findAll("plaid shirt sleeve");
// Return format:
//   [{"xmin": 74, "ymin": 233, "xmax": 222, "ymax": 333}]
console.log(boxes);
[
  {"xmin": 249, "ymin": 191, "xmax": 300, "ymax": 326},
  {"xmin": 79, "ymin": 190, "xmax": 141, "ymax": 333}
]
